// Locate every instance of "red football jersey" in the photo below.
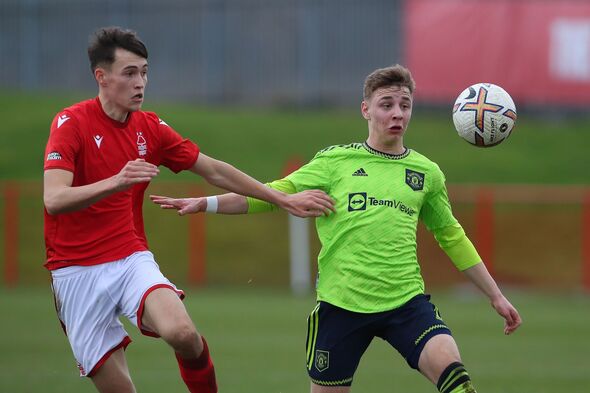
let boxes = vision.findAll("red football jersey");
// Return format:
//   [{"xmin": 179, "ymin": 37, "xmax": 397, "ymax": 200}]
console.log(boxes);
[{"xmin": 43, "ymin": 97, "xmax": 199, "ymax": 270}]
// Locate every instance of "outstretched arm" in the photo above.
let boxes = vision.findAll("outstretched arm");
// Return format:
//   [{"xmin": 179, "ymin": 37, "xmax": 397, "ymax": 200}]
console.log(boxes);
[
  {"xmin": 151, "ymin": 193, "xmax": 247, "ymax": 215},
  {"xmin": 150, "ymin": 188, "xmax": 331, "ymax": 216},
  {"xmin": 189, "ymin": 153, "xmax": 333, "ymax": 217},
  {"xmin": 462, "ymin": 262, "xmax": 522, "ymax": 335}
]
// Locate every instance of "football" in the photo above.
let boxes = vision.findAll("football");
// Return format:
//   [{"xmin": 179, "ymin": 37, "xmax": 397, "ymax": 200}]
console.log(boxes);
[{"xmin": 452, "ymin": 83, "xmax": 517, "ymax": 147}]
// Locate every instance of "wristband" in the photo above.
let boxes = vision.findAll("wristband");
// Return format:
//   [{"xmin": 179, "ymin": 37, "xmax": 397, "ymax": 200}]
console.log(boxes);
[{"xmin": 205, "ymin": 196, "xmax": 218, "ymax": 213}]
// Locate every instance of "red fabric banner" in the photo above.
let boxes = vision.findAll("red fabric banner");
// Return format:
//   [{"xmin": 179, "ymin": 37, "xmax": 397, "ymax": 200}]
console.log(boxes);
[{"xmin": 405, "ymin": 0, "xmax": 590, "ymax": 105}]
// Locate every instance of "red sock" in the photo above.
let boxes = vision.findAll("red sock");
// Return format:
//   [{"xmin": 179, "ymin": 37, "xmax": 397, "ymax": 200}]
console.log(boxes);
[{"xmin": 175, "ymin": 337, "xmax": 218, "ymax": 393}]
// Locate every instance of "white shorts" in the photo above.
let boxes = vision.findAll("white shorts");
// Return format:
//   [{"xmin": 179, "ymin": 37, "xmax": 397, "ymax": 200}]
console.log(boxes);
[{"xmin": 50, "ymin": 251, "xmax": 184, "ymax": 377}]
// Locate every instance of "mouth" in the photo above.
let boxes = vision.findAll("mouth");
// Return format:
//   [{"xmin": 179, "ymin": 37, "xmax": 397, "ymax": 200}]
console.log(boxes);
[
  {"xmin": 389, "ymin": 125, "xmax": 403, "ymax": 132},
  {"xmin": 131, "ymin": 93, "xmax": 144, "ymax": 102}
]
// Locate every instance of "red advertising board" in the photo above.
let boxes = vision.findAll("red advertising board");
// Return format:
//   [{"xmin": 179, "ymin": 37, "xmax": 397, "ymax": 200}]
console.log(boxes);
[{"xmin": 405, "ymin": 0, "xmax": 590, "ymax": 105}]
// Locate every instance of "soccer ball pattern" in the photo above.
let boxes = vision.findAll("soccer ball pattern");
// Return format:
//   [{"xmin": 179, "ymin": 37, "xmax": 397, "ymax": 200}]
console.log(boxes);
[{"xmin": 452, "ymin": 83, "xmax": 517, "ymax": 147}]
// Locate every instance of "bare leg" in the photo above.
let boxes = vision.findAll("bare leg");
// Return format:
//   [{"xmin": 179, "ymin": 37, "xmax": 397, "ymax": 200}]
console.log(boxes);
[
  {"xmin": 141, "ymin": 287, "xmax": 217, "ymax": 393},
  {"xmin": 417, "ymin": 334, "xmax": 462, "ymax": 383},
  {"xmin": 141, "ymin": 287, "xmax": 202, "ymax": 357},
  {"xmin": 91, "ymin": 348, "xmax": 136, "ymax": 393},
  {"xmin": 419, "ymin": 334, "xmax": 477, "ymax": 393}
]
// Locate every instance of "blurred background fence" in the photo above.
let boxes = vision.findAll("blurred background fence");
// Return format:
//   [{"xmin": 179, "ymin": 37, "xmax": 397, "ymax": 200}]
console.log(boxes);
[
  {"xmin": 2, "ymin": 0, "xmax": 590, "ymax": 107},
  {"xmin": 2, "ymin": 181, "xmax": 590, "ymax": 292},
  {"xmin": 1, "ymin": 0, "xmax": 589, "ymax": 292},
  {"xmin": 0, "ymin": 0, "xmax": 403, "ymax": 106}
]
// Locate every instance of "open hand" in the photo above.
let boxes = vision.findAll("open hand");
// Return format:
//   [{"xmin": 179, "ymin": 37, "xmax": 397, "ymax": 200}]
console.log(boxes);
[
  {"xmin": 280, "ymin": 189, "xmax": 336, "ymax": 218},
  {"xmin": 150, "ymin": 195, "xmax": 206, "ymax": 215}
]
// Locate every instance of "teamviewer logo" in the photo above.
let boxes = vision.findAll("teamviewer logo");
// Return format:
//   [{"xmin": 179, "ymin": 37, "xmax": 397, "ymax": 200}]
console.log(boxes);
[{"xmin": 348, "ymin": 192, "xmax": 367, "ymax": 212}]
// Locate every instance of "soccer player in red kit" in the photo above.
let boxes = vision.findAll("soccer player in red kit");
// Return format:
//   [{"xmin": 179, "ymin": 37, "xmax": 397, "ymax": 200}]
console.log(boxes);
[{"xmin": 43, "ymin": 27, "xmax": 334, "ymax": 393}]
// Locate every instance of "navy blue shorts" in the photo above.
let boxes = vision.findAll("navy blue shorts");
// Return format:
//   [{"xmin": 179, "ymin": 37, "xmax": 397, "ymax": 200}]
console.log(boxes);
[{"xmin": 305, "ymin": 294, "xmax": 452, "ymax": 387}]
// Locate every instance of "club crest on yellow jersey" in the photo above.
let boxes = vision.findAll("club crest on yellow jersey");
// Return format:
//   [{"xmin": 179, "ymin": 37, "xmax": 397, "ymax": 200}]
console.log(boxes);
[{"xmin": 405, "ymin": 169, "xmax": 425, "ymax": 191}]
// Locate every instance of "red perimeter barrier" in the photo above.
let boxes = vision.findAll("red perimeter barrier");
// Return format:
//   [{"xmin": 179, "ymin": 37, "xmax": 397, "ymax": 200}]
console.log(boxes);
[
  {"xmin": 3, "ymin": 183, "xmax": 19, "ymax": 286},
  {"xmin": 583, "ymin": 192, "xmax": 590, "ymax": 292},
  {"xmin": 474, "ymin": 188, "xmax": 495, "ymax": 276},
  {"xmin": 2, "ymin": 182, "xmax": 589, "ymax": 290},
  {"xmin": 187, "ymin": 186, "xmax": 206, "ymax": 286},
  {"xmin": 282, "ymin": 156, "xmax": 304, "ymax": 177}
]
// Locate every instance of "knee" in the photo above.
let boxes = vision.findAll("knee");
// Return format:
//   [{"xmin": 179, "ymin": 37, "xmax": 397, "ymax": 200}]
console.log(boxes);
[
  {"xmin": 418, "ymin": 334, "xmax": 462, "ymax": 383},
  {"xmin": 163, "ymin": 321, "xmax": 201, "ymax": 352}
]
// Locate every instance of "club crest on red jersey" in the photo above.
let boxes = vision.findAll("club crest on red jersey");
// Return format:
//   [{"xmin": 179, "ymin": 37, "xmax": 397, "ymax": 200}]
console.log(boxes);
[{"xmin": 136, "ymin": 131, "xmax": 147, "ymax": 156}]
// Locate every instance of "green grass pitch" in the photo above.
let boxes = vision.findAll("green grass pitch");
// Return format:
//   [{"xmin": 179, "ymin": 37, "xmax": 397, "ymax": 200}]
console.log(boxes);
[
  {"xmin": 0, "ymin": 287, "xmax": 588, "ymax": 392},
  {"xmin": 0, "ymin": 90, "xmax": 588, "ymax": 184},
  {"xmin": 0, "ymin": 91, "xmax": 588, "ymax": 392}
]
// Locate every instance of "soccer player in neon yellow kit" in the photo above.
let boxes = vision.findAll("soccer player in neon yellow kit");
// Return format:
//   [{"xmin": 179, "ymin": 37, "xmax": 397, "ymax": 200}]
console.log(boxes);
[{"xmin": 151, "ymin": 64, "xmax": 522, "ymax": 393}]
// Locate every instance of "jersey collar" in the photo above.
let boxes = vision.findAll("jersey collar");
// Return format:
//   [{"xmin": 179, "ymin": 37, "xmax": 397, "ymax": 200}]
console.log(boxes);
[
  {"xmin": 94, "ymin": 97, "xmax": 133, "ymax": 129},
  {"xmin": 363, "ymin": 141, "xmax": 411, "ymax": 160}
]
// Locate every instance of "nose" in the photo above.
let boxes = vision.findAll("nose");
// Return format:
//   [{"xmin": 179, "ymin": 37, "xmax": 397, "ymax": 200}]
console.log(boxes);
[
  {"xmin": 392, "ymin": 106, "xmax": 403, "ymax": 119},
  {"xmin": 135, "ymin": 74, "xmax": 146, "ymax": 88}
]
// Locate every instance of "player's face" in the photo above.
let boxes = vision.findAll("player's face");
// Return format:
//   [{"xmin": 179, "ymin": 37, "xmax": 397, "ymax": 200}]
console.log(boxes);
[
  {"xmin": 98, "ymin": 48, "xmax": 148, "ymax": 114},
  {"xmin": 362, "ymin": 85, "xmax": 413, "ymax": 147}
]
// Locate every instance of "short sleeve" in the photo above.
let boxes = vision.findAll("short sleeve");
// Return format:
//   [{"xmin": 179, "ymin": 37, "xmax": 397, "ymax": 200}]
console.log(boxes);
[
  {"xmin": 156, "ymin": 116, "xmax": 200, "ymax": 173},
  {"xmin": 44, "ymin": 111, "xmax": 81, "ymax": 173}
]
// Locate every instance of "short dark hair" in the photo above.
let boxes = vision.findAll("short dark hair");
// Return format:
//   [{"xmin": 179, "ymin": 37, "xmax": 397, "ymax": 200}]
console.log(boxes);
[
  {"xmin": 363, "ymin": 64, "xmax": 416, "ymax": 100},
  {"xmin": 87, "ymin": 27, "xmax": 148, "ymax": 72}
]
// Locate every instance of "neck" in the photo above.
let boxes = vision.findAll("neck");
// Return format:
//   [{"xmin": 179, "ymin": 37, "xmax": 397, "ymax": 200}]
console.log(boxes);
[
  {"xmin": 98, "ymin": 92, "xmax": 128, "ymax": 122},
  {"xmin": 365, "ymin": 135, "xmax": 405, "ymax": 155}
]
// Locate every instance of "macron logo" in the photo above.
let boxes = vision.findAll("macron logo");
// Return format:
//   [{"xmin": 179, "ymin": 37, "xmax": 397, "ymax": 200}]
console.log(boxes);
[
  {"xmin": 159, "ymin": 118, "xmax": 168, "ymax": 126},
  {"xmin": 94, "ymin": 135, "xmax": 103, "ymax": 148},
  {"xmin": 57, "ymin": 115, "xmax": 70, "ymax": 128}
]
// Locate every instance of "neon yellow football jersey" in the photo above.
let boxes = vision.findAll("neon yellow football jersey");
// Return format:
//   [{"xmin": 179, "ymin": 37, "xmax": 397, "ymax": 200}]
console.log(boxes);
[
  {"xmin": 284, "ymin": 142, "xmax": 471, "ymax": 313},
  {"xmin": 247, "ymin": 142, "xmax": 481, "ymax": 313}
]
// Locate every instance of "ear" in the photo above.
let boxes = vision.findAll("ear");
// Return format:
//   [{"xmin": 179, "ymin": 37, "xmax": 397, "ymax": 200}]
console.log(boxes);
[
  {"xmin": 361, "ymin": 101, "xmax": 370, "ymax": 120},
  {"xmin": 94, "ymin": 67, "xmax": 107, "ymax": 87}
]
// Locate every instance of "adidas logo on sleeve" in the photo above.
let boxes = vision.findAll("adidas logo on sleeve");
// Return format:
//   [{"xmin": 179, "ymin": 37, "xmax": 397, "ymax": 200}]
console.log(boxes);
[{"xmin": 352, "ymin": 168, "xmax": 368, "ymax": 176}]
